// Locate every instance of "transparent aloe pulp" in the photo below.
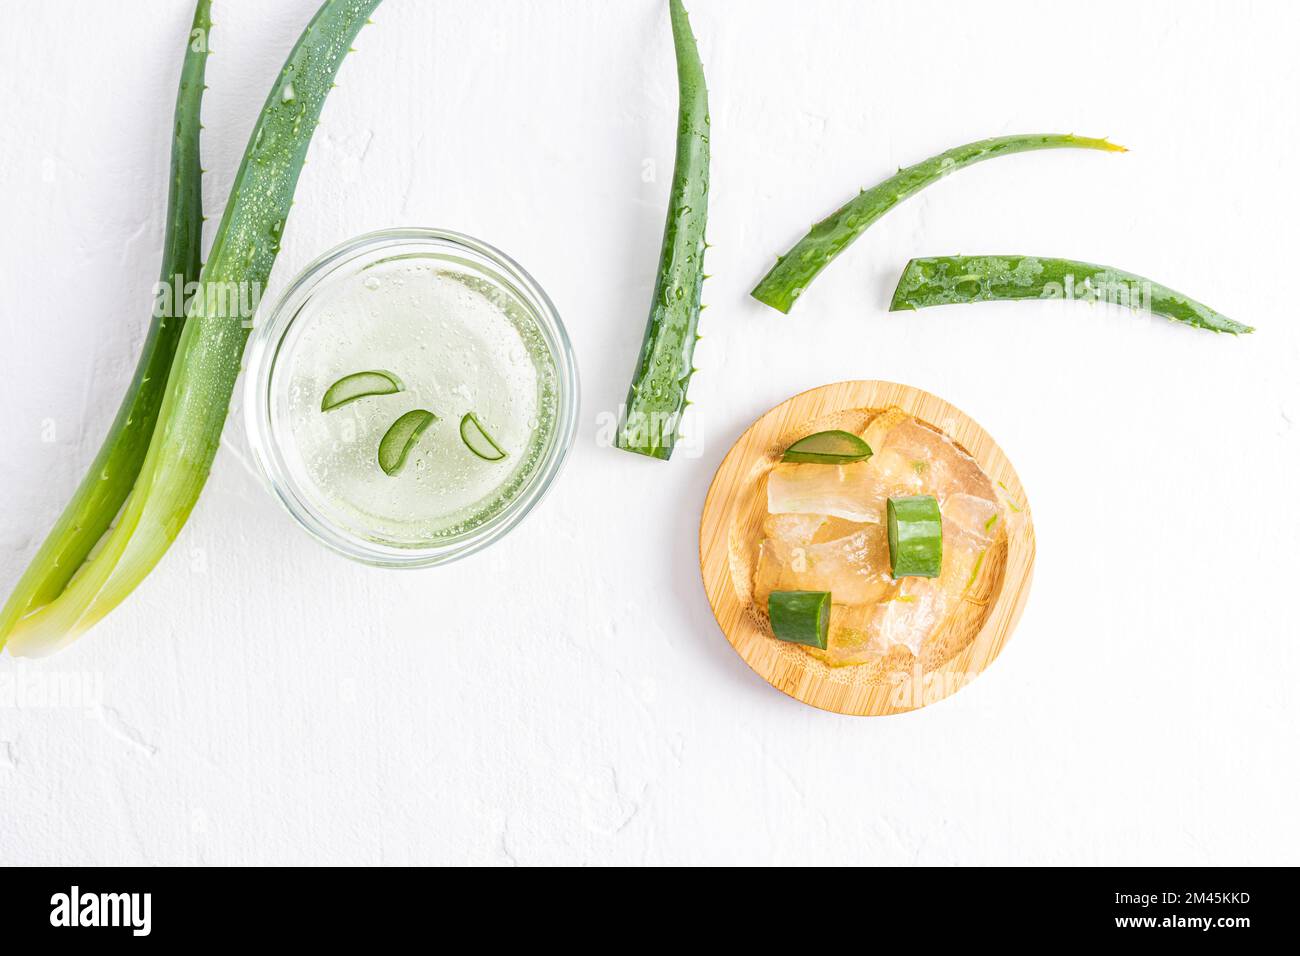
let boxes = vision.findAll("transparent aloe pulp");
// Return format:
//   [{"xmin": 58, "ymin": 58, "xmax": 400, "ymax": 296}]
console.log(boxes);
[{"xmin": 274, "ymin": 252, "xmax": 559, "ymax": 546}]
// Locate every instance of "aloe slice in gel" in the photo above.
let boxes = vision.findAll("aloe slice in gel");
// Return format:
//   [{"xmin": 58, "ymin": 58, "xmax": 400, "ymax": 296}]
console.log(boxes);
[
  {"xmin": 378, "ymin": 409, "xmax": 437, "ymax": 476},
  {"xmin": 768, "ymin": 590, "xmax": 832, "ymax": 649},
  {"xmin": 887, "ymin": 495, "xmax": 943, "ymax": 578},
  {"xmin": 460, "ymin": 412, "xmax": 508, "ymax": 462},
  {"xmin": 321, "ymin": 370, "xmax": 404, "ymax": 411},
  {"xmin": 781, "ymin": 430, "xmax": 872, "ymax": 464}
]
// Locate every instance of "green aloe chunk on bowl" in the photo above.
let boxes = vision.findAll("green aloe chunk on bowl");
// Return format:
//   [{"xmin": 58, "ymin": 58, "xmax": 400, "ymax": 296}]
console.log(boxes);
[
  {"xmin": 321, "ymin": 370, "xmax": 404, "ymax": 411},
  {"xmin": 767, "ymin": 590, "xmax": 831, "ymax": 649},
  {"xmin": 887, "ymin": 495, "xmax": 943, "ymax": 578},
  {"xmin": 459, "ymin": 412, "xmax": 507, "ymax": 461},
  {"xmin": 378, "ymin": 409, "xmax": 437, "ymax": 476},
  {"xmin": 781, "ymin": 430, "xmax": 872, "ymax": 464}
]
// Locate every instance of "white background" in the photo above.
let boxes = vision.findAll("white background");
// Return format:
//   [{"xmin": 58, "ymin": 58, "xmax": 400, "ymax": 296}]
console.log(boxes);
[{"xmin": 1, "ymin": 0, "xmax": 1297, "ymax": 866}]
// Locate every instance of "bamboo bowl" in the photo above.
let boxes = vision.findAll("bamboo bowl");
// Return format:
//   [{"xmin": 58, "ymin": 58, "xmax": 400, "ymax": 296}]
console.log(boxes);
[{"xmin": 699, "ymin": 381, "xmax": 1035, "ymax": 716}]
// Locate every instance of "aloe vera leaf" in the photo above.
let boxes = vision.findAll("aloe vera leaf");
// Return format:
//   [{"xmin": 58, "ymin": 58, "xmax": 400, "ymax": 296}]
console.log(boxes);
[
  {"xmin": 2, "ymin": 0, "xmax": 383, "ymax": 657},
  {"xmin": 750, "ymin": 134, "xmax": 1126, "ymax": 314},
  {"xmin": 887, "ymin": 495, "xmax": 943, "ymax": 579},
  {"xmin": 321, "ymin": 369, "xmax": 404, "ymax": 410},
  {"xmin": 889, "ymin": 255, "xmax": 1253, "ymax": 335},
  {"xmin": 767, "ymin": 590, "xmax": 831, "ymax": 649},
  {"xmin": 0, "ymin": 0, "xmax": 211, "ymax": 642},
  {"xmin": 781, "ymin": 429, "xmax": 872, "ymax": 464},
  {"xmin": 378, "ymin": 409, "xmax": 437, "ymax": 475},
  {"xmin": 615, "ymin": 0, "xmax": 709, "ymax": 461},
  {"xmin": 459, "ymin": 413, "xmax": 507, "ymax": 462}
]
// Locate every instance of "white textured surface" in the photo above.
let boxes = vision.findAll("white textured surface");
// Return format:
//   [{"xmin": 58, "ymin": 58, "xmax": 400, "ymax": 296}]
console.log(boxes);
[{"xmin": 1, "ymin": 0, "xmax": 1298, "ymax": 866}]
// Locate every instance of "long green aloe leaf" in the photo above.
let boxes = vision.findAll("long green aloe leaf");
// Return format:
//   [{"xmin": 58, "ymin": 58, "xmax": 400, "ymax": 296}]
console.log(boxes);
[
  {"xmin": 2, "ymin": 0, "xmax": 383, "ymax": 657},
  {"xmin": 751, "ymin": 134, "xmax": 1126, "ymax": 314},
  {"xmin": 0, "ymin": 0, "xmax": 211, "ymax": 643},
  {"xmin": 889, "ymin": 255, "xmax": 1252, "ymax": 335},
  {"xmin": 616, "ymin": 0, "xmax": 710, "ymax": 461}
]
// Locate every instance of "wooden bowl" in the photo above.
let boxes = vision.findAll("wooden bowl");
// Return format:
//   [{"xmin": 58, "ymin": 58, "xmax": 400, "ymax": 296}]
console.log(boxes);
[{"xmin": 699, "ymin": 381, "xmax": 1035, "ymax": 716}]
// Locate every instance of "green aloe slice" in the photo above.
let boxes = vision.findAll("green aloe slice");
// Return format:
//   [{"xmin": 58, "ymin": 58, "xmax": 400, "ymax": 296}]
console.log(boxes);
[
  {"xmin": 378, "ymin": 409, "xmax": 437, "ymax": 476},
  {"xmin": 321, "ymin": 370, "xmax": 403, "ymax": 411},
  {"xmin": 459, "ymin": 413, "xmax": 507, "ymax": 461},
  {"xmin": 887, "ymin": 495, "xmax": 943, "ymax": 579},
  {"xmin": 781, "ymin": 430, "xmax": 872, "ymax": 464},
  {"xmin": 767, "ymin": 590, "xmax": 831, "ymax": 650}
]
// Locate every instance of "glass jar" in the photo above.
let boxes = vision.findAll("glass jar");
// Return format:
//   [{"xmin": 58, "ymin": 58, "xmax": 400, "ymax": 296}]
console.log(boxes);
[{"xmin": 244, "ymin": 228, "xmax": 578, "ymax": 567}]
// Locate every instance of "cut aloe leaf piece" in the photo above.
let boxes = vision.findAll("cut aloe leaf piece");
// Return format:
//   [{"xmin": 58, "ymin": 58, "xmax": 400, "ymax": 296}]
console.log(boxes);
[
  {"xmin": 378, "ymin": 409, "xmax": 437, "ymax": 476},
  {"xmin": 781, "ymin": 430, "xmax": 873, "ymax": 464},
  {"xmin": 321, "ymin": 370, "xmax": 404, "ymax": 411},
  {"xmin": 751, "ymin": 134, "xmax": 1125, "ymax": 314},
  {"xmin": 888, "ymin": 255, "xmax": 1252, "ymax": 335},
  {"xmin": 460, "ymin": 412, "xmax": 507, "ymax": 461},
  {"xmin": 887, "ymin": 495, "xmax": 943, "ymax": 578},
  {"xmin": 767, "ymin": 590, "xmax": 831, "ymax": 649}
]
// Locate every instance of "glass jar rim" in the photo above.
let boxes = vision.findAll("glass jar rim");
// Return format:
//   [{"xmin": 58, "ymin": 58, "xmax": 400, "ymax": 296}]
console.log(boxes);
[{"xmin": 243, "ymin": 227, "xmax": 579, "ymax": 568}]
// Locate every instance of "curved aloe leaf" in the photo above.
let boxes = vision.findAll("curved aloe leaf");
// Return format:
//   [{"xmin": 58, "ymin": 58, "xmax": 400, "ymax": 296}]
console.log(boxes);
[
  {"xmin": 889, "ymin": 255, "xmax": 1252, "ymax": 335},
  {"xmin": 459, "ymin": 412, "xmax": 507, "ymax": 461},
  {"xmin": 751, "ymin": 134, "xmax": 1126, "ymax": 314},
  {"xmin": 616, "ymin": 0, "xmax": 710, "ymax": 461},
  {"xmin": 378, "ymin": 409, "xmax": 437, "ymax": 475},
  {"xmin": 0, "ymin": 0, "xmax": 211, "ymax": 642},
  {"xmin": 3, "ymin": 0, "xmax": 383, "ymax": 657},
  {"xmin": 321, "ymin": 369, "xmax": 404, "ymax": 410},
  {"xmin": 781, "ymin": 430, "xmax": 872, "ymax": 464}
]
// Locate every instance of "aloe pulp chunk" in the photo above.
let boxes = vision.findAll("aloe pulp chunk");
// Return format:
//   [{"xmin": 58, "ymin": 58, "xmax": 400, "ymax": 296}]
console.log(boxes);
[
  {"xmin": 378, "ymin": 409, "xmax": 436, "ymax": 476},
  {"xmin": 887, "ymin": 495, "xmax": 943, "ymax": 578},
  {"xmin": 767, "ymin": 590, "xmax": 831, "ymax": 649},
  {"xmin": 321, "ymin": 370, "xmax": 403, "ymax": 411},
  {"xmin": 781, "ymin": 429, "xmax": 872, "ymax": 464},
  {"xmin": 459, "ymin": 412, "xmax": 507, "ymax": 461}
]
